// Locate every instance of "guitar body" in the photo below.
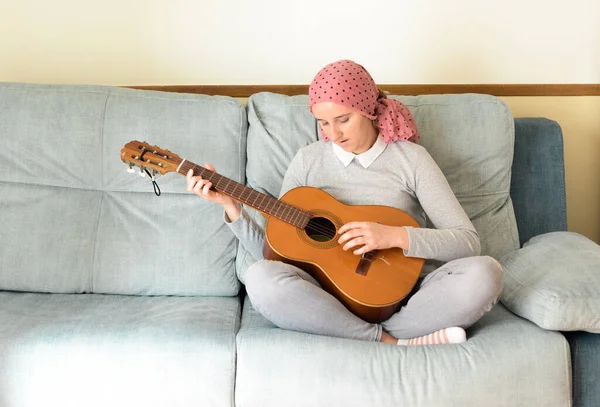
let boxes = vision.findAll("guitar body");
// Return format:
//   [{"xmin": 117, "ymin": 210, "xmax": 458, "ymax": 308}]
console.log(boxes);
[{"xmin": 263, "ymin": 186, "xmax": 425, "ymax": 323}]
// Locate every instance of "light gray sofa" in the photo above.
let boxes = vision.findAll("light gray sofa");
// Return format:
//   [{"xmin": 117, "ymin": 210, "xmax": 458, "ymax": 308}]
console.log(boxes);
[{"xmin": 0, "ymin": 82, "xmax": 585, "ymax": 406}]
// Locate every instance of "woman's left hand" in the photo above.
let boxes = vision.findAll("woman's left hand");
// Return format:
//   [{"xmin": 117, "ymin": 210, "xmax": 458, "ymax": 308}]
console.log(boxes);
[{"xmin": 337, "ymin": 222, "xmax": 407, "ymax": 255}]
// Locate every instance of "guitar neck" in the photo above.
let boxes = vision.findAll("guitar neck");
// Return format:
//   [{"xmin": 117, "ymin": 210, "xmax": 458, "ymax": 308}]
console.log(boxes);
[{"xmin": 175, "ymin": 158, "xmax": 309, "ymax": 228}]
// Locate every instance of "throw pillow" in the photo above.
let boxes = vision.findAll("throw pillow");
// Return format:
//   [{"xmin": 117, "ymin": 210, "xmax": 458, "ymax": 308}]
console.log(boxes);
[{"xmin": 500, "ymin": 231, "xmax": 600, "ymax": 333}]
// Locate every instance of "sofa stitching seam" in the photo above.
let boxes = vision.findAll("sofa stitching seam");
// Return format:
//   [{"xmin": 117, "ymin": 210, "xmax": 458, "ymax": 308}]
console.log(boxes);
[
  {"xmin": 235, "ymin": 101, "xmax": 245, "ymax": 293},
  {"xmin": 564, "ymin": 335, "xmax": 573, "ymax": 407},
  {"xmin": 89, "ymin": 89, "xmax": 110, "ymax": 293},
  {"xmin": 231, "ymin": 298, "xmax": 241, "ymax": 407},
  {"xmin": 506, "ymin": 197, "xmax": 521, "ymax": 250}
]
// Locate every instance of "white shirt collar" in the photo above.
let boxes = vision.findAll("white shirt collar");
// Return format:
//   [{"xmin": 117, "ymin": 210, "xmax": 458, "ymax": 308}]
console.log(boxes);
[{"xmin": 331, "ymin": 135, "xmax": 387, "ymax": 168}]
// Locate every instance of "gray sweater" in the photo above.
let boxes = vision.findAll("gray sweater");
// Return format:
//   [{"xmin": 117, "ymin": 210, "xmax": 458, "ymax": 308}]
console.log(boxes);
[{"xmin": 226, "ymin": 139, "xmax": 480, "ymax": 275}]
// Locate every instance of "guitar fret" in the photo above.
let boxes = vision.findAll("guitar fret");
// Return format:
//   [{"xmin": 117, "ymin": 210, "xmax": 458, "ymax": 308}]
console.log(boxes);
[
  {"xmin": 223, "ymin": 178, "xmax": 232, "ymax": 194},
  {"xmin": 280, "ymin": 203, "xmax": 288, "ymax": 219},
  {"xmin": 301, "ymin": 213, "xmax": 307, "ymax": 228},
  {"xmin": 258, "ymin": 193, "xmax": 266, "ymax": 209},
  {"xmin": 215, "ymin": 175, "xmax": 225, "ymax": 190},
  {"xmin": 297, "ymin": 210, "xmax": 307, "ymax": 228},
  {"xmin": 290, "ymin": 207, "xmax": 300, "ymax": 227},
  {"xmin": 283, "ymin": 204, "xmax": 292, "ymax": 223},
  {"xmin": 251, "ymin": 192, "xmax": 260, "ymax": 208},
  {"xmin": 239, "ymin": 185, "xmax": 246, "ymax": 202},
  {"xmin": 230, "ymin": 182, "xmax": 239, "ymax": 199},
  {"xmin": 227, "ymin": 182, "xmax": 238, "ymax": 197},
  {"xmin": 282, "ymin": 205, "xmax": 288, "ymax": 220},
  {"xmin": 241, "ymin": 187, "xmax": 250, "ymax": 204},
  {"xmin": 217, "ymin": 177, "xmax": 229, "ymax": 191}
]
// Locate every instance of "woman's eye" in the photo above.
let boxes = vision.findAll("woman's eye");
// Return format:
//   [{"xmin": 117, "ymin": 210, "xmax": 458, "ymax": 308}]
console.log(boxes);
[
  {"xmin": 339, "ymin": 119, "xmax": 349, "ymax": 124},
  {"xmin": 320, "ymin": 122, "xmax": 329, "ymax": 127}
]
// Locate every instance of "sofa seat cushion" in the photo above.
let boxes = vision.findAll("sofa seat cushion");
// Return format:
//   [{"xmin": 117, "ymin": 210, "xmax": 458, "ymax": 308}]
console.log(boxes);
[
  {"xmin": 235, "ymin": 297, "xmax": 570, "ymax": 407},
  {"xmin": 0, "ymin": 291, "xmax": 240, "ymax": 407},
  {"xmin": 501, "ymin": 231, "xmax": 600, "ymax": 333}
]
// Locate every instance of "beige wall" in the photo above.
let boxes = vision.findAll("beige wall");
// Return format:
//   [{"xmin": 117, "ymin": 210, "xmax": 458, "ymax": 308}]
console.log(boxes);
[
  {"xmin": 1, "ymin": 0, "xmax": 598, "ymax": 85},
  {"xmin": 1, "ymin": 0, "xmax": 599, "ymax": 242}
]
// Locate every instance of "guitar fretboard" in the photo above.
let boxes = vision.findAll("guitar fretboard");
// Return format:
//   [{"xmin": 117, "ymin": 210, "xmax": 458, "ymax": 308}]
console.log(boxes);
[{"xmin": 176, "ymin": 159, "xmax": 310, "ymax": 229}]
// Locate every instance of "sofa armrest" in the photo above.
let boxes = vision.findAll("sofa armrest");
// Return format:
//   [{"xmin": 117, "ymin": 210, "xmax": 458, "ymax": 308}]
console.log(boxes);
[
  {"xmin": 563, "ymin": 330, "xmax": 600, "ymax": 407},
  {"xmin": 511, "ymin": 118, "xmax": 568, "ymax": 247}
]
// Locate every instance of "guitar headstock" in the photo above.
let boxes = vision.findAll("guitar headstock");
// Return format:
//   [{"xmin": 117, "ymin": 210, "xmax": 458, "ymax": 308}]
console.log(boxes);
[{"xmin": 120, "ymin": 140, "xmax": 182, "ymax": 178}]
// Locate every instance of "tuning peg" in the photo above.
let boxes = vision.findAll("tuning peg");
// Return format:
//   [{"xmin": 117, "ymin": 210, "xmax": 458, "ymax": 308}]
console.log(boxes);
[{"xmin": 127, "ymin": 163, "xmax": 136, "ymax": 173}]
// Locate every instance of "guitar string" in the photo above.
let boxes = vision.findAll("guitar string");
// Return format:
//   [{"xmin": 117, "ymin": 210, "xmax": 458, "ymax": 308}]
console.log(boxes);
[
  {"xmin": 305, "ymin": 219, "xmax": 338, "ymax": 239},
  {"xmin": 181, "ymin": 163, "xmax": 340, "ymax": 240}
]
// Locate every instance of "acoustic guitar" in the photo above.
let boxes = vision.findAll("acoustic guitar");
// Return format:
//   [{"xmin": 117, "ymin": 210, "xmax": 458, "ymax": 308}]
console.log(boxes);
[{"xmin": 121, "ymin": 141, "xmax": 425, "ymax": 323}]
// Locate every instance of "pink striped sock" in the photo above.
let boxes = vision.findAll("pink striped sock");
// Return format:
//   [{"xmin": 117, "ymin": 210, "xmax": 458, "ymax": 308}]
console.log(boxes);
[{"xmin": 397, "ymin": 327, "xmax": 467, "ymax": 346}]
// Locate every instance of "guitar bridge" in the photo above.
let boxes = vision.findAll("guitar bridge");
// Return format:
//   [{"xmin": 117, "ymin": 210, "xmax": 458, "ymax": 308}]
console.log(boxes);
[{"xmin": 356, "ymin": 250, "xmax": 378, "ymax": 276}]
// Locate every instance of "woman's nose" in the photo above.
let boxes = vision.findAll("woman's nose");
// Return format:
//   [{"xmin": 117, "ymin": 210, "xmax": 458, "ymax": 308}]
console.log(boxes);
[{"xmin": 329, "ymin": 125, "xmax": 342, "ymax": 141}]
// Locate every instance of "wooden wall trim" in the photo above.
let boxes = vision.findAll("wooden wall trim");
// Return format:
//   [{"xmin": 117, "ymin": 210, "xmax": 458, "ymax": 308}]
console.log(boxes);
[{"xmin": 127, "ymin": 84, "xmax": 600, "ymax": 97}]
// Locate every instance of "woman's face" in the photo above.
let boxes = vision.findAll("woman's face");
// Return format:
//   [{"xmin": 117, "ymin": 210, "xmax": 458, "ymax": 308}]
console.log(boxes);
[{"xmin": 312, "ymin": 102, "xmax": 378, "ymax": 155}]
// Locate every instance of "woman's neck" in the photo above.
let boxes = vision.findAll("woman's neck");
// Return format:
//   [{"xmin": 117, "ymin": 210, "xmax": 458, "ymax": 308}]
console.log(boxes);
[{"xmin": 353, "ymin": 129, "xmax": 379, "ymax": 155}]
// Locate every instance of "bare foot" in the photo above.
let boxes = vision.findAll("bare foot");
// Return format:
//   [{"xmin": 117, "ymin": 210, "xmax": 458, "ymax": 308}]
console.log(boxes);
[{"xmin": 380, "ymin": 331, "xmax": 398, "ymax": 344}]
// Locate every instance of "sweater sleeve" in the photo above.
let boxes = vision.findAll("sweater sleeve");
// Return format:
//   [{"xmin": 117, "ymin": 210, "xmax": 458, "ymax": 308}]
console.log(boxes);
[
  {"xmin": 223, "ymin": 208, "xmax": 266, "ymax": 263},
  {"xmin": 403, "ymin": 148, "xmax": 481, "ymax": 262}
]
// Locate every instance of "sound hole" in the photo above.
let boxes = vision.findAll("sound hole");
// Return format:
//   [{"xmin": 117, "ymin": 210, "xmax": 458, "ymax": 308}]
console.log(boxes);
[{"xmin": 305, "ymin": 216, "xmax": 337, "ymax": 242}]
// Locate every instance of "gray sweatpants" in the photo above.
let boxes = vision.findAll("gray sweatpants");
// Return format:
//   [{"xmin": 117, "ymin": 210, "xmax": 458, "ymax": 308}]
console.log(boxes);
[{"xmin": 244, "ymin": 256, "xmax": 503, "ymax": 341}]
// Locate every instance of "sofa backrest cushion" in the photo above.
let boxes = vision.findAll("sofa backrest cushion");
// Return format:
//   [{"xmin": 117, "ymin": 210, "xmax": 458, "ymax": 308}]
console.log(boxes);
[
  {"xmin": 239, "ymin": 92, "xmax": 519, "ymax": 277},
  {"xmin": 0, "ymin": 83, "xmax": 245, "ymax": 296}
]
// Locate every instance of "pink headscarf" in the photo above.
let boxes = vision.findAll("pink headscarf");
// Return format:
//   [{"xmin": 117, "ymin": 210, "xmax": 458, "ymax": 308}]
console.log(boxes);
[{"xmin": 309, "ymin": 60, "xmax": 420, "ymax": 144}]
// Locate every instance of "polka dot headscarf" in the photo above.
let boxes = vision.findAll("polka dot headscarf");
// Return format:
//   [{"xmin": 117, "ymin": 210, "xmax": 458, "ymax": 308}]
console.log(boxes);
[{"xmin": 309, "ymin": 60, "xmax": 420, "ymax": 144}]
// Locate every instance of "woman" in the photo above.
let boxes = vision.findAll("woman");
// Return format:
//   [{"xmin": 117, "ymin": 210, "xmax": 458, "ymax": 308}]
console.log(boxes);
[{"xmin": 186, "ymin": 60, "xmax": 502, "ymax": 346}]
